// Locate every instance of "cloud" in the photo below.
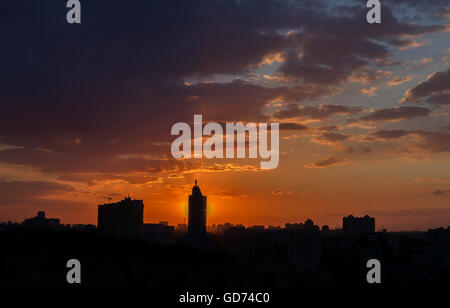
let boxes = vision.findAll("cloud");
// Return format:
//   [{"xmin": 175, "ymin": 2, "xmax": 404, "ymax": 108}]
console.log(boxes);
[
  {"xmin": 371, "ymin": 130, "xmax": 411, "ymax": 140},
  {"xmin": 425, "ymin": 92, "xmax": 450, "ymax": 105},
  {"xmin": 312, "ymin": 132, "xmax": 352, "ymax": 152},
  {"xmin": 271, "ymin": 189, "xmax": 292, "ymax": 195},
  {"xmin": 304, "ymin": 156, "xmax": 345, "ymax": 169},
  {"xmin": 0, "ymin": 148, "xmax": 183, "ymax": 174},
  {"xmin": 260, "ymin": 52, "xmax": 285, "ymax": 66},
  {"xmin": 282, "ymin": 134, "xmax": 299, "ymax": 140},
  {"xmin": 361, "ymin": 144, "xmax": 372, "ymax": 153},
  {"xmin": 413, "ymin": 131, "xmax": 450, "ymax": 153},
  {"xmin": 0, "ymin": 0, "xmax": 446, "ymax": 213},
  {"xmin": 401, "ymin": 69, "xmax": 450, "ymax": 105},
  {"xmin": 274, "ymin": 104, "xmax": 364, "ymax": 120},
  {"xmin": 406, "ymin": 57, "xmax": 434, "ymax": 70},
  {"xmin": 319, "ymin": 132, "xmax": 349, "ymax": 142},
  {"xmin": 275, "ymin": 4, "xmax": 441, "ymax": 85},
  {"xmin": 398, "ymin": 38, "xmax": 429, "ymax": 51},
  {"xmin": 432, "ymin": 189, "xmax": 450, "ymax": 196},
  {"xmin": 210, "ymin": 190, "xmax": 248, "ymax": 199},
  {"xmin": 58, "ymin": 174, "xmax": 162, "ymax": 185},
  {"xmin": 182, "ymin": 163, "xmax": 266, "ymax": 174},
  {"xmin": 279, "ymin": 123, "xmax": 308, "ymax": 131},
  {"xmin": 263, "ymin": 74, "xmax": 291, "ymax": 82},
  {"xmin": 388, "ymin": 75, "xmax": 413, "ymax": 86},
  {"xmin": 436, "ymin": 8, "xmax": 450, "ymax": 20},
  {"xmin": 168, "ymin": 174, "xmax": 184, "ymax": 179},
  {"xmin": 0, "ymin": 2, "xmax": 440, "ymax": 156},
  {"xmin": 414, "ymin": 177, "xmax": 446, "ymax": 184},
  {"xmin": 388, "ymin": 0, "xmax": 450, "ymax": 23},
  {"xmin": 360, "ymin": 86, "xmax": 378, "ymax": 97},
  {"xmin": 371, "ymin": 130, "xmax": 450, "ymax": 153},
  {"xmin": 349, "ymin": 69, "xmax": 391, "ymax": 85},
  {"xmin": 318, "ymin": 125, "xmax": 341, "ymax": 132},
  {"xmin": 359, "ymin": 106, "xmax": 431, "ymax": 122},
  {"xmin": 0, "ymin": 179, "xmax": 76, "ymax": 205}
]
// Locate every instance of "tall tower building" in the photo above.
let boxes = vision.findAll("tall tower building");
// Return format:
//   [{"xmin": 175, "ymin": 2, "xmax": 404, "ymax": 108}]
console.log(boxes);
[{"xmin": 188, "ymin": 180, "xmax": 207, "ymax": 235}]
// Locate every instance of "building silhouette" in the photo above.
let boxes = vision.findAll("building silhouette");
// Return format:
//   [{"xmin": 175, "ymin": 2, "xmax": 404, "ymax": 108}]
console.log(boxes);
[
  {"xmin": 97, "ymin": 196, "xmax": 175, "ymax": 242},
  {"xmin": 343, "ymin": 215, "xmax": 375, "ymax": 236},
  {"xmin": 142, "ymin": 223, "xmax": 175, "ymax": 244},
  {"xmin": 219, "ymin": 219, "xmax": 321, "ymax": 271},
  {"xmin": 98, "ymin": 196, "xmax": 144, "ymax": 237},
  {"xmin": 22, "ymin": 211, "xmax": 60, "ymax": 228},
  {"xmin": 176, "ymin": 222, "xmax": 188, "ymax": 233},
  {"xmin": 188, "ymin": 180, "xmax": 207, "ymax": 235}
]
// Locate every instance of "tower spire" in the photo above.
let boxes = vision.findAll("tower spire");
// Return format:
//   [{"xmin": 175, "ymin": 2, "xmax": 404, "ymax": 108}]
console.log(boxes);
[{"xmin": 195, "ymin": 179, "xmax": 197, "ymax": 186}]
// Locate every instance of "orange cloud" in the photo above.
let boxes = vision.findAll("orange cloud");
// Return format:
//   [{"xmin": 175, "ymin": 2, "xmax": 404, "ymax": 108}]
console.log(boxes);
[
  {"xmin": 388, "ymin": 75, "xmax": 413, "ymax": 86},
  {"xmin": 360, "ymin": 86, "xmax": 378, "ymax": 97}
]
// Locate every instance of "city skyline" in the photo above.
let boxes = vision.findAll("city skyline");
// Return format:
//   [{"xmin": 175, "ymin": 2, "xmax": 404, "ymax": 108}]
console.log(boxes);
[
  {"xmin": 2, "ymin": 180, "xmax": 446, "ymax": 234},
  {"xmin": 3, "ymin": 197, "xmax": 381, "ymax": 236},
  {"xmin": 0, "ymin": 1, "xmax": 449, "ymax": 231}
]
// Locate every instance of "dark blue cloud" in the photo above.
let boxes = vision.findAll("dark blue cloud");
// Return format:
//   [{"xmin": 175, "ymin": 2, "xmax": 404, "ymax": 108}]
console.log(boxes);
[{"xmin": 0, "ymin": 0, "xmax": 445, "ymax": 175}]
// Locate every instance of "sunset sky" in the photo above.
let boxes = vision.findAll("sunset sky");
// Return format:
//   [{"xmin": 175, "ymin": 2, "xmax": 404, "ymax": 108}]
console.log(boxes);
[{"xmin": 0, "ymin": 0, "xmax": 449, "ymax": 231}]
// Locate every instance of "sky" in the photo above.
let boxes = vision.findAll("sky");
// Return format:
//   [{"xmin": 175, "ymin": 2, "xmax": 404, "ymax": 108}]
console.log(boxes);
[{"xmin": 0, "ymin": 0, "xmax": 449, "ymax": 231}]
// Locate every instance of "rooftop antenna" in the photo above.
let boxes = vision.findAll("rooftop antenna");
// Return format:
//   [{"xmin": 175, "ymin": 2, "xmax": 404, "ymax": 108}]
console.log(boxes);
[{"xmin": 195, "ymin": 179, "xmax": 197, "ymax": 186}]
